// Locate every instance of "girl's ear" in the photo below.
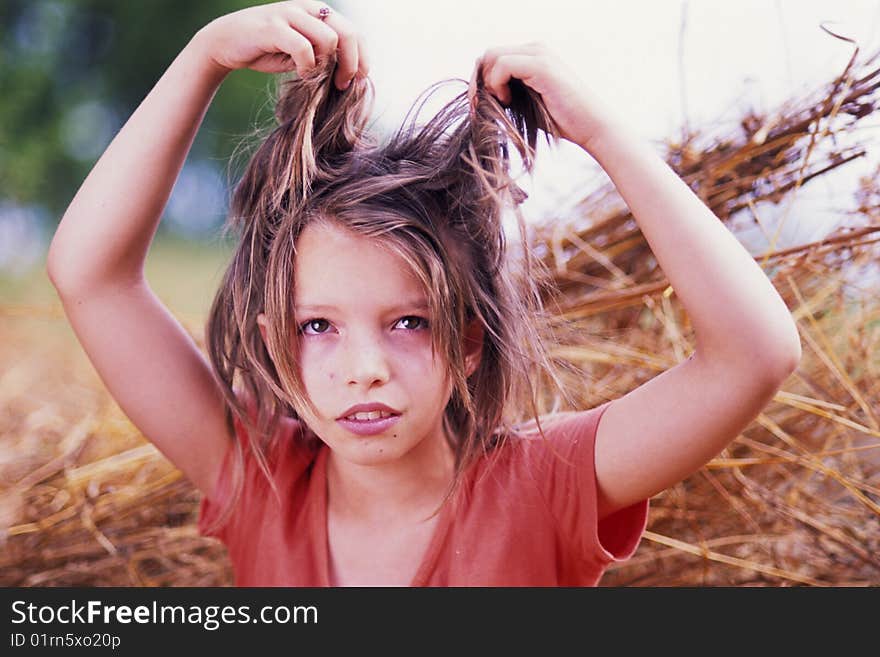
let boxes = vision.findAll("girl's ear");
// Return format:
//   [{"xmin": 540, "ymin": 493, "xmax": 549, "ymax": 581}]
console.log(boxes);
[{"xmin": 463, "ymin": 319, "xmax": 484, "ymax": 378}]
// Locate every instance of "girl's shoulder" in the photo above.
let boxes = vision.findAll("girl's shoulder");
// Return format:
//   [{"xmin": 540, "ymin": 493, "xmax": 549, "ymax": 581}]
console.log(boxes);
[
  {"xmin": 508, "ymin": 402, "xmax": 613, "ymax": 441},
  {"xmin": 469, "ymin": 403, "xmax": 614, "ymax": 484},
  {"xmin": 199, "ymin": 393, "xmax": 319, "ymax": 539}
]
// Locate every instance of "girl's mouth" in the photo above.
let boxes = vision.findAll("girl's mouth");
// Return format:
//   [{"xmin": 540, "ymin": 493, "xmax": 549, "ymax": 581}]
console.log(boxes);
[{"xmin": 336, "ymin": 413, "xmax": 401, "ymax": 436}]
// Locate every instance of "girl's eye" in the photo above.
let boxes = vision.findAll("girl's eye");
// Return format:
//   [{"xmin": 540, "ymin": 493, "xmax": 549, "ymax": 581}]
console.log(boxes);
[
  {"xmin": 298, "ymin": 316, "xmax": 429, "ymax": 336},
  {"xmin": 396, "ymin": 316, "xmax": 429, "ymax": 331},
  {"xmin": 299, "ymin": 318, "xmax": 331, "ymax": 335}
]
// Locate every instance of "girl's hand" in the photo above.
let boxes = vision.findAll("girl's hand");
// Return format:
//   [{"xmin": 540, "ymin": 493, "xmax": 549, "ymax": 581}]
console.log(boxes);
[
  {"xmin": 195, "ymin": 0, "xmax": 369, "ymax": 90},
  {"xmin": 469, "ymin": 42, "xmax": 616, "ymax": 151}
]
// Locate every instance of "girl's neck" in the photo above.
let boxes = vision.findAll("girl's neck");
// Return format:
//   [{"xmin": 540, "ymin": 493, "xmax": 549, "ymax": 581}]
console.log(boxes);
[{"xmin": 326, "ymin": 431, "xmax": 455, "ymax": 524}]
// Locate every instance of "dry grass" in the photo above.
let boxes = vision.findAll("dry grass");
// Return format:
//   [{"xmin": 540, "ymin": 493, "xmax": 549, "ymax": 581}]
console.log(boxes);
[
  {"xmin": 0, "ymin": 239, "xmax": 233, "ymax": 586},
  {"xmin": 535, "ymin": 36, "xmax": 880, "ymax": 586},
  {"xmin": 2, "ymin": 41, "xmax": 879, "ymax": 586}
]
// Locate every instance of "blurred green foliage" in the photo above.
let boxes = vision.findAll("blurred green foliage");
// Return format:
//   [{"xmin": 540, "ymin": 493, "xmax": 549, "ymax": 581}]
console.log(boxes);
[
  {"xmin": 0, "ymin": 0, "xmax": 322, "ymax": 227},
  {"xmin": 0, "ymin": 234, "xmax": 234, "ymax": 319}
]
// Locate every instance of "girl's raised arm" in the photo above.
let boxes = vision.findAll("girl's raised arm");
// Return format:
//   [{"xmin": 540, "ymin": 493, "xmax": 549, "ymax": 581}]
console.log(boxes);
[
  {"xmin": 473, "ymin": 43, "xmax": 802, "ymax": 519},
  {"xmin": 46, "ymin": 1, "xmax": 367, "ymax": 496}
]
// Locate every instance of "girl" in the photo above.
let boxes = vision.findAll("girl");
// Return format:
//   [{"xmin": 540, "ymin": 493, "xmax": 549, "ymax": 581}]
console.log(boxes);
[{"xmin": 47, "ymin": 1, "xmax": 801, "ymax": 586}]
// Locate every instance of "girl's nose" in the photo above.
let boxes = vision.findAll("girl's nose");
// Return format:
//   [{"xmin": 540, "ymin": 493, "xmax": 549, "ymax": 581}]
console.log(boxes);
[{"xmin": 344, "ymin": 336, "xmax": 391, "ymax": 387}]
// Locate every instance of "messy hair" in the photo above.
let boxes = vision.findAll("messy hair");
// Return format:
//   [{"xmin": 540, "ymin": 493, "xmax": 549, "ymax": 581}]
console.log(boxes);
[{"xmin": 204, "ymin": 53, "xmax": 571, "ymax": 527}]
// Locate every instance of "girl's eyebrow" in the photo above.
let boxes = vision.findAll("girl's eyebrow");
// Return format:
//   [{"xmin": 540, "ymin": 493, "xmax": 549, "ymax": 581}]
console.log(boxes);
[{"xmin": 295, "ymin": 300, "xmax": 430, "ymax": 313}]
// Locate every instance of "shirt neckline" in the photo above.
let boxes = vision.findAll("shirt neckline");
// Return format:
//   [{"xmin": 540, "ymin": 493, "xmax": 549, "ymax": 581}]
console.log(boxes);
[{"xmin": 313, "ymin": 444, "xmax": 456, "ymax": 587}]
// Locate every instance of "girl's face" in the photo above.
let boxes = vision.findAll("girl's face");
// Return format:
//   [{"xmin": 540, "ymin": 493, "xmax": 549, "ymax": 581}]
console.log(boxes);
[{"xmin": 259, "ymin": 221, "xmax": 479, "ymax": 469}]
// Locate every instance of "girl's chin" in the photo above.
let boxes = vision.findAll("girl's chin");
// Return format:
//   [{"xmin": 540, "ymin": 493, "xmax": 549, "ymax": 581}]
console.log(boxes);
[{"xmin": 331, "ymin": 440, "xmax": 410, "ymax": 467}]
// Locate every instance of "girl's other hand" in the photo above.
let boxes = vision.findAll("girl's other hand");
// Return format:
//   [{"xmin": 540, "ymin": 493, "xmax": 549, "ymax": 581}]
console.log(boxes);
[
  {"xmin": 470, "ymin": 42, "xmax": 616, "ymax": 151},
  {"xmin": 195, "ymin": 0, "xmax": 369, "ymax": 90}
]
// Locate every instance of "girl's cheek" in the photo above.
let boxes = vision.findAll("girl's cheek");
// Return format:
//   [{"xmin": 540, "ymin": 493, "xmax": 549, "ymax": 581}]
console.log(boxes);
[
  {"xmin": 297, "ymin": 342, "xmax": 330, "ymax": 381},
  {"xmin": 408, "ymin": 342, "xmax": 446, "ymax": 376}
]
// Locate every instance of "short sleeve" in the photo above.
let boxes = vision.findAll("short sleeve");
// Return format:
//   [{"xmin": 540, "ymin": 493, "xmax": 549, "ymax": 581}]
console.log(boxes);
[
  {"xmin": 197, "ymin": 408, "xmax": 312, "ymax": 547},
  {"xmin": 521, "ymin": 401, "xmax": 649, "ymax": 567}
]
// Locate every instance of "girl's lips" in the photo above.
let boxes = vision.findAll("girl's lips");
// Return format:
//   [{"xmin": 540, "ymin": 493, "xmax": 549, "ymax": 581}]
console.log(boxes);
[{"xmin": 336, "ymin": 413, "xmax": 401, "ymax": 436}]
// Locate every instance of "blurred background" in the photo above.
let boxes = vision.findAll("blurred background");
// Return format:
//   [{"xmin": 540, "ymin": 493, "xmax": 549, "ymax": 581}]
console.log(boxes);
[{"xmin": 2, "ymin": 1, "xmax": 879, "ymax": 586}]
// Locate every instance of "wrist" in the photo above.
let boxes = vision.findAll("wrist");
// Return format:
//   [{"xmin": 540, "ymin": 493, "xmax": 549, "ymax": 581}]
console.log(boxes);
[
  {"xmin": 576, "ymin": 117, "xmax": 633, "ymax": 158},
  {"xmin": 186, "ymin": 26, "xmax": 232, "ymax": 86}
]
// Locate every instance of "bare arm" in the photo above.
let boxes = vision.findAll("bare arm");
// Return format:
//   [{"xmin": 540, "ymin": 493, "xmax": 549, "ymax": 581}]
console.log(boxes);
[
  {"xmin": 48, "ymin": 0, "xmax": 369, "ymax": 289},
  {"xmin": 46, "ymin": 37, "xmax": 226, "ymax": 291},
  {"xmin": 46, "ymin": 1, "xmax": 367, "ymax": 495},
  {"xmin": 583, "ymin": 113, "xmax": 801, "ymax": 517},
  {"xmin": 473, "ymin": 43, "xmax": 801, "ymax": 517},
  {"xmin": 582, "ymin": 124, "xmax": 802, "ymax": 368}
]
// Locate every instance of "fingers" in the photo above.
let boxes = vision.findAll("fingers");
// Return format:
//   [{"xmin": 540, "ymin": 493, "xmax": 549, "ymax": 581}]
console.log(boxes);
[
  {"xmin": 324, "ymin": 16, "xmax": 360, "ymax": 89},
  {"xmin": 283, "ymin": 7, "xmax": 338, "ymax": 61},
  {"xmin": 297, "ymin": 1, "xmax": 369, "ymax": 90},
  {"xmin": 355, "ymin": 33, "xmax": 370, "ymax": 79},
  {"xmin": 467, "ymin": 58, "xmax": 481, "ymax": 111},
  {"xmin": 483, "ymin": 55, "xmax": 542, "ymax": 105},
  {"xmin": 475, "ymin": 43, "xmax": 549, "ymax": 105},
  {"xmin": 270, "ymin": 21, "xmax": 317, "ymax": 71}
]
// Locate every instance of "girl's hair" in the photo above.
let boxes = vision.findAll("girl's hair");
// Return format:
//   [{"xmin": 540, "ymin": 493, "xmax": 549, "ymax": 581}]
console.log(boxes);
[{"xmin": 204, "ymin": 53, "xmax": 571, "ymax": 528}]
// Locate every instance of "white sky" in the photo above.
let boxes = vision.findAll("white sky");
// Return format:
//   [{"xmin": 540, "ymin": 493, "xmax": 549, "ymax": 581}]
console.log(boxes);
[
  {"xmin": 352, "ymin": 0, "xmax": 879, "ymax": 135},
  {"xmin": 345, "ymin": 0, "xmax": 880, "ymax": 251}
]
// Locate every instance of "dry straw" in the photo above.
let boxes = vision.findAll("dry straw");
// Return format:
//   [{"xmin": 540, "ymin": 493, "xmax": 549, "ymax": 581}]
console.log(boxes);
[{"xmin": 2, "ymin": 34, "xmax": 878, "ymax": 586}]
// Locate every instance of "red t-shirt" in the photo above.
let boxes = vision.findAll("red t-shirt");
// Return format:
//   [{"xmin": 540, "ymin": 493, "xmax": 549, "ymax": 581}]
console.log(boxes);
[{"xmin": 198, "ymin": 400, "xmax": 648, "ymax": 586}]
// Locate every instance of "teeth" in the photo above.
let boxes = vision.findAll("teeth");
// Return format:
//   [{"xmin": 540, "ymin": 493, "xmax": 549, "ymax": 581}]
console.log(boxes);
[{"xmin": 345, "ymin": 410, "xmax": 394, "ymax": 421}]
